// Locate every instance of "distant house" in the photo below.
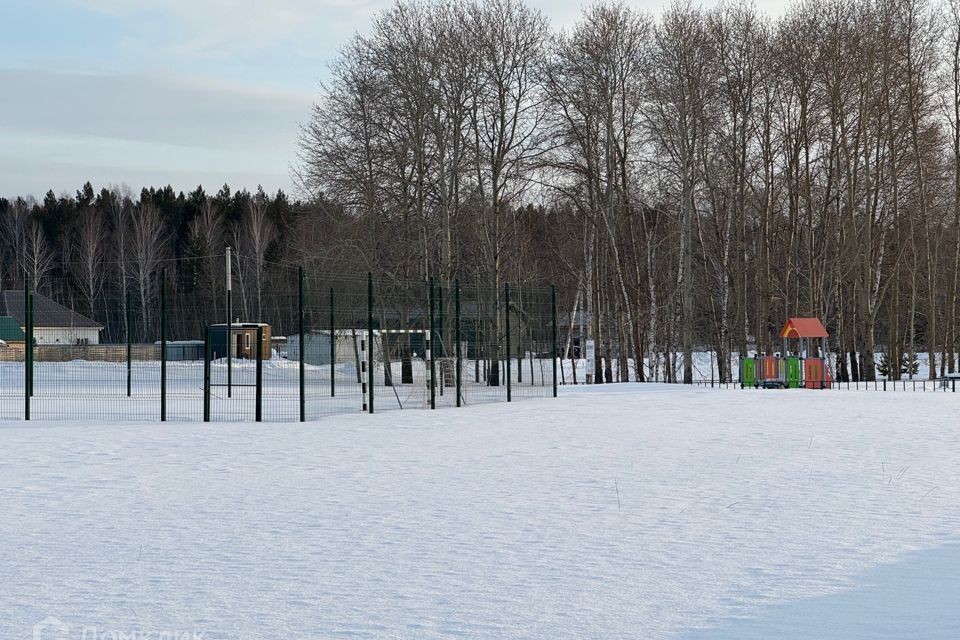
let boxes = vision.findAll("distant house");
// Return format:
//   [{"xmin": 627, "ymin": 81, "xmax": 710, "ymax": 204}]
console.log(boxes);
[
  {"xmin": 0, "ymin": 316, "xmax": 25, "ymax": 344},
  {"xmin": 0, "ymin": 291, "xmax": 102, "ymax": 345},
  {"xmin": 557, "ymin": 310, "xmax": 590, "ymax": 359}
]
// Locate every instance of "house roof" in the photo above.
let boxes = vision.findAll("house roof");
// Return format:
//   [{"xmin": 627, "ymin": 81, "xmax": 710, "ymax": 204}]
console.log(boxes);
[
  {"xmin": 0, "ymin": 316, "xmax": 25, "ymax": 342},
  {"xmin": 780, "ymin": 317, "xmax": 829, "ymax": 339},
  {"xmin": 0, "ymin": 291, "xmax": 102, "ymax": 330}
]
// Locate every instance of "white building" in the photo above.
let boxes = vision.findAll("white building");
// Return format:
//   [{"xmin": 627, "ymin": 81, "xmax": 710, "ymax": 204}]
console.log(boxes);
[
  {"xmin": 287, "ymin": 330, "xmax": 363, "ymax": 366},
  {"xmin": 0, "ymin": 290, "xmax": 102, "ymax": 345}
]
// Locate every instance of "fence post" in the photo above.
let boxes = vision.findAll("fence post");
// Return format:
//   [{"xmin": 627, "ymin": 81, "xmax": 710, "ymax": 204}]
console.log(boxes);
[
  {"xmin": 28, "ymin": 276, "xmax": 34, "ymax": 399},
  {"xmin": 330, "ymin": 287, "xmax": 335, "ymax": 398},
  {"xmin": 24, "ymin": 275, "xmax": 30, "ymax": 421},
  {"xmin": 360, "ymin": 334, "xmax": 370, "ymax": 413},
  {"xmin": 429, "ymin": 278, "xmax": 436, "ymax": 410},
  {"xmin": 226, "ymin": 247, "xmax": 232, "ymax": 398},
  {"xmin": 203, "ymin": 326, "xmax": 211, "ymax": 423},
  {"xmin": 455, "ymin": 279, "xmax": 462, "ymax": 408},
  {"xmin": 361, "ymin": 336, "xmax": 368, "ymax": 412},
  {"xmin": 505, "ymin": 283, "xmax": 512, "ymax": 402},
  {"xmin": 27, "ymin": 280, "xmax": 34, "ymax": 399},
  {"xmin": 160, "ymin": 270, "xmax": 167, "ymax": 422},
  {"xmin": 552, "ymin": 285, "xmax": 558, "ymax": 398},
  {"xmin": 299, "ymin": 266, "xmax": 305, "ymax": 423},
  {"xmin": 367, "ymin": 272, "xmax": 374, "ymax": 414},
  {"xmin": 438, "ymin": 285, "xmax": 445, "ymax": 359},
  {"xmin": 126, "ymin": 289, "xmax": 132, "ymax": 397},
  {"xmin": 255, "ymin": 326, "xmax": 263, "ymax": 422},
  {"xmin": 438, "ymin": 285, "xmax": 445, "ymax": 397}
]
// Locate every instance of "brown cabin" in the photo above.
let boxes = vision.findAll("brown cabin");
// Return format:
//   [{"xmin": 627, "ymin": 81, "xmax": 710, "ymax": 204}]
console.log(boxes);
[{"xmin": 210, "ymin": 323, "xmax": 272, "ymax": 360}]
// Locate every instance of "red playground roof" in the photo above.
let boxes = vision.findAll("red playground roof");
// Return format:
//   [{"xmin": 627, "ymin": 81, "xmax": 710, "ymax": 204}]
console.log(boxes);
[{"xmin": 780, "ymin": 317, "xmax": 829, "ymax": 339}]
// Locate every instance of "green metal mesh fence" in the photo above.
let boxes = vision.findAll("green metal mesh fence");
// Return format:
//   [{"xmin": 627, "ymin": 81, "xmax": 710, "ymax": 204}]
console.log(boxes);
[{"xmin": 0, "ymin": 260, "xmax": 557, "ymax": 422}]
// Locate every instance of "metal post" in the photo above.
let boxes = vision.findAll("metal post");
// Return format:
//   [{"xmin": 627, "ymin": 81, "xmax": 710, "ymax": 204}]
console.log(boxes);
[
  {"xmin": 255, "ymin": 326, "xmax": 263, "ymax": 422},
  {"xmin": 438, "ymin": 285, "xmax": 445, "ymax": 359},
  {"xmin": 505, "ymin": 283, "xmax": 512, "ymax": 402},
  {"xmin": 27, "ymin": 278, "xmax": 33, "ymax": 398},
  {"xmin": 455, "ymin": 280, "xmax": 462, "ymax": 408},
  {"xmin": 361, "ymin": 337, "xmax": 368, "ymax": 412},
  {"xmin": 438, "ymin": 285, "xmax": 445, "ymax": 397},
  {"xmin": 552, "ymin": 285, "xmax": 558, "ymax": 398},
  {"xmin": 367, "ymin": 272, "xmax": 374, "ymax": 414},
  {"xmin": 203, "ymin": 326, "xmax": 211, "ymax": 423},
  {"xmin": 429, "ymin": 279, "xmax": 436, "ymax": 410},
  {"xmin": 126, "ymin": 289, "xmax": 132, "ymax": 397},
  {"xmin": 330, "ymin": 287, "xmax": 336, "ymax": 398},
  {"xmin": 529, "ymin": 334, "xmax": 534, "ymax": 387},
  {"xmin": 160, "ymin": 270, "xmax": 167, "ymax": 422},
  {"xmin": 24, "ymin": 275, "xmax": 30, "ymax": 420},
  {"xmin": 226, "ymin": 246, "xmax": 233, "ymax": 398},
  {"xmin": 299, "ymin": 266, "xmax": 305, "ymax": 423}
]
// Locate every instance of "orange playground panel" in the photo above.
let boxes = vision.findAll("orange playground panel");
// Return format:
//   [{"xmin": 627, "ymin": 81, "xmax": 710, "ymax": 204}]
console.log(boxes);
[{"xmin": 803, "ymin": 358, "xmax": 832, "ymax": 389}]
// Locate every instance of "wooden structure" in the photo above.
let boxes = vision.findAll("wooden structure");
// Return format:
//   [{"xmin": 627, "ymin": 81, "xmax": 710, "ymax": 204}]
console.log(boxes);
[{"xmin": 210, "ymin": 323, "xmax": 272, "ymax": 360}]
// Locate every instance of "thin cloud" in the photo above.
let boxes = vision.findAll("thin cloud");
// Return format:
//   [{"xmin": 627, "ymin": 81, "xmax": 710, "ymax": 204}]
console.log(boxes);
[
  {"xmin": 66, "ymin": 0, "xmax": 385, "ymax": 57},
  {"xmin": 0, "ymin": 68, "xmax": 309, "ymax": 197},
  {"xmin": 0, "ymin": 68, "xmax": 311, "ymax": 147}
]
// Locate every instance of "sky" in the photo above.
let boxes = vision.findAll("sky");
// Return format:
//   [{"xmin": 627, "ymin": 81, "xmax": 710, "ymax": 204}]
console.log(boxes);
[{"xmin": 1, "ymin": 0, "xmax": 788, "ymax": 201}]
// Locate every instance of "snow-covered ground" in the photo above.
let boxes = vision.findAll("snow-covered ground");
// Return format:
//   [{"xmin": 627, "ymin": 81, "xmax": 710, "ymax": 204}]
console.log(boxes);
[
  {"xmin": 0, "ymin": 358, "xmax": 552, "ymax": 423},
  {"xmin": 1, "ymin": 385, "xmax": 958, "ymax": 638}
]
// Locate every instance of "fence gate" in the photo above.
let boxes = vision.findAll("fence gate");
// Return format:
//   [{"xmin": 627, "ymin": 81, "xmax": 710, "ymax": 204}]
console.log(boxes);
[{"xmin": 204, "ymin": 324, "xmax": 264, "ymax": 422}]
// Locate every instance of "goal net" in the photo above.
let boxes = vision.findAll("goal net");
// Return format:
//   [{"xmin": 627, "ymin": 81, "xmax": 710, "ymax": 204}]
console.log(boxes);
[{"xmin": 369, "ymin": 329, "xmax": 435, "ymax": 409}]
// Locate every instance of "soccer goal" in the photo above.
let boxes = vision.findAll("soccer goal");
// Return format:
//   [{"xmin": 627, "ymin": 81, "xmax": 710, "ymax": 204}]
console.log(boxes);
[{"xmin": 359, "ymin": 329, "xmax": 436, "ymax": 410}]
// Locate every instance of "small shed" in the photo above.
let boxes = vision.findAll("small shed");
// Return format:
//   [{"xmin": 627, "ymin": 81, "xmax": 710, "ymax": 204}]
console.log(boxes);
[
  {"xmin": 288, "ymin": 331, "xmax": 364, "ymax": 366},
  {"xmin": 210, "ymin": 323, "xmax": 272, "ymax": 360},
  {"xmin": 165, "ymin": 340, "xmax": 205, "ymax": 361}
]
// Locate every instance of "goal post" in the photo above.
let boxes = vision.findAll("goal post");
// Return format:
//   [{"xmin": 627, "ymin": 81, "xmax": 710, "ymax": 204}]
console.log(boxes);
[{"xmin": 359, "ymin": 328, "xmax": 434, "ymax": 410}]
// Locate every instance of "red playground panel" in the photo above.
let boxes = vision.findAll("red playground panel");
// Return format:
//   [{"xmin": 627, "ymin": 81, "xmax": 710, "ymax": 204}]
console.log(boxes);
[{"xmin": 803, "ymin": 358, "xmax": 832, "ymax": 389}]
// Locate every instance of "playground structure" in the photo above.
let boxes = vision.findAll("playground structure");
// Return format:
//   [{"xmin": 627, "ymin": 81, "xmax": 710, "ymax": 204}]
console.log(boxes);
[{"xmin": 740, "ymin": 318, "xmax": 833, "ymax": 389}]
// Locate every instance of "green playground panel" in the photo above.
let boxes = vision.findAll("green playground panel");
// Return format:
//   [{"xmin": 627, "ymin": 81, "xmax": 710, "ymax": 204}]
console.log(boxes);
[
  {"xmin": 786, "ymin": 356, "xmax": 801, "ymax": 388},
  {"xmin": 741, "ymin": 358, "xmax": 756, "ymax": 387}
]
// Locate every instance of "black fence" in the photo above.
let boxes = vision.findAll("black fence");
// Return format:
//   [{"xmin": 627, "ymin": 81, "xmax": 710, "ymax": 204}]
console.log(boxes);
[
  {"xmin": 690, "ymin": 377, "xmax": 960, "ymax": 392},
  {"xmin": 0, "ymin": 263, "xmax": 559, "ymax": 422}
]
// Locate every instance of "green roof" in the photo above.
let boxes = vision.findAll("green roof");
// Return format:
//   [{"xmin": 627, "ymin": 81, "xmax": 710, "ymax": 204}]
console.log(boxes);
[{"xmin": 0, "ymin": 316, "xmax": 25, "ymax": 342}]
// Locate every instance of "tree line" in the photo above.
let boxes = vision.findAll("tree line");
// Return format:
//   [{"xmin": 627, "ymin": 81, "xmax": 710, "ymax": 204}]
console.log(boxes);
[
  {"xmin": 5, "ymin": 0, "xmax": 960, "ymax": 383},
  {"xmin": 297, "ymin": 0, "xmax": 960, "ymax": 383},
  {"xmin": 0, "ymin": 184, "xmax": 299, "ymax": 341}
]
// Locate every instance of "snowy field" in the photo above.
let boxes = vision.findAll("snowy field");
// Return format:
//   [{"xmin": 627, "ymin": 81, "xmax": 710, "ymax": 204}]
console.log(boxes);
[
  {"xmin": 0, "ymin": 358, "xmax": 551, "ymax": 423},
  {"xmin": 1, "ymin": 385, "xmax": 958, "ymax": 639}
]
